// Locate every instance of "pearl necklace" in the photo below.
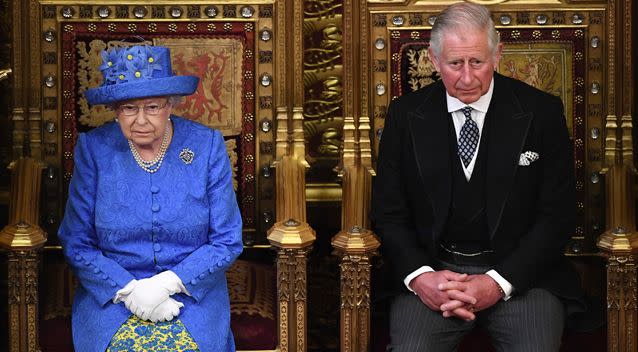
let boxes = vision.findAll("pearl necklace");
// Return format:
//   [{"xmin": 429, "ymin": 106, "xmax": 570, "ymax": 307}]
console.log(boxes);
[{"xmin": 128, "ymin": 125, "xmax": 171, "ymax": 173}]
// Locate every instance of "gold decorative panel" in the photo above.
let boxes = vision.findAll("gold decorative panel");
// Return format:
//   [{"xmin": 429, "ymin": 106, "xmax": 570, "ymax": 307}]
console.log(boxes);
[{"xmin": 303, "ymin": 0, "xmax": 344, "ymax": 182}]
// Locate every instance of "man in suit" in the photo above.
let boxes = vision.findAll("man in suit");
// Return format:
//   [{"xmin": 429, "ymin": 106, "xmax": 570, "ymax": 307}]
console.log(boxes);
[{"xmin": 371, "ymin": 3, "xmax": 584, "ymax": 351}]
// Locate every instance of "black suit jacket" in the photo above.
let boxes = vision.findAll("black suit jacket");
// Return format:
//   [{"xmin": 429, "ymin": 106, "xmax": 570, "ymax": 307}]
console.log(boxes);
[{"xmin": 371, "ymin": 73, "xmax": 583, "ymax": 301}]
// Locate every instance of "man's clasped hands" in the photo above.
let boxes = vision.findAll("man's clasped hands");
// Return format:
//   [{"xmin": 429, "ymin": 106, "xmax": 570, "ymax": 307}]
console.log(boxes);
[
  {"xmin": 113, "ymin": 271, "xmax": 188, "ymax": 323},
  {"xmin": 409, "ymin": 270, "xmax": 504, "ymax": 321}
]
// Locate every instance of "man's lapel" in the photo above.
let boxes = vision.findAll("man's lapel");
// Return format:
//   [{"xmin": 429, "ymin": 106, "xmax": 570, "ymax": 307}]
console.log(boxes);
[
  {"xmin": 408, "ymin": 83, "xmax": 451, "ymax": 238},
  {"xmin": 486, "ymin": 74, "xmax": 533, "ymax": 238}
]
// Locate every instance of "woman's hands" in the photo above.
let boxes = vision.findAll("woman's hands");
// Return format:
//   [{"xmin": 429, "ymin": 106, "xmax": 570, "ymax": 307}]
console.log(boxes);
[{"xmin": 114, "ymin": 271, "xmax": 187, "ymax": 322}]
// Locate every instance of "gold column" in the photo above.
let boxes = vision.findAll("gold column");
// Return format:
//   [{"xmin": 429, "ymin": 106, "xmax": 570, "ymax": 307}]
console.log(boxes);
[
  {"xmin": 332, "ymin": 226, "xmax": 379, "ymax": 352},
  {"xmin": 267, "ymin": 219, "xmax": 316, "ymax": 352},
  {"xmin": 270, "ymin": 1, "xmax": 316, "ymax": 350},
  {"xmin": 597, "ymin": 0, "xmax": 636, "ymax": 351},
  {"xmin": 334, "ymin": 0, "xmax": 379, "ymax": 349},
  {"xmin": 0, "ymin": 157, "xmax": 47, "ymax": 352}
]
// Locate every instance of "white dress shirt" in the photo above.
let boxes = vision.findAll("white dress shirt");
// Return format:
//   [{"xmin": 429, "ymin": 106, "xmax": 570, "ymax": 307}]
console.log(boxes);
[{"xmin": 403, "ymin": 78, "xmax": 514, "ymax": 300}]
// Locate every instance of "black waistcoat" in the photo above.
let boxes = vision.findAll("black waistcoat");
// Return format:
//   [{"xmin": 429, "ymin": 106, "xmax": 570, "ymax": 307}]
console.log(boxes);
[{"xmin": 440, "ymin": 113, "xmax": 491, "ymax": 250}]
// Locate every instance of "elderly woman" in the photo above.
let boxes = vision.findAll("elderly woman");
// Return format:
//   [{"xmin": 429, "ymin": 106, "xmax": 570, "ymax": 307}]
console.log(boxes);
[{"xmin": 58, "ymin": 45, "xmax": 243, "ymax": 352}]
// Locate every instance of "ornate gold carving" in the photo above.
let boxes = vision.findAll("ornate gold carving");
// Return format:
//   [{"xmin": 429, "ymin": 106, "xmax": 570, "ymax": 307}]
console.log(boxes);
[
  {"xmin": 293, "ymin": 0, "xmax": 304, "ymax": 107},
  {"xmin": 599, "ymin": 226, "xmax": 638, "ymax": 351},
  {"xmin": 304, "ymin": 25, "xmax": 342, "ymax": 70},
  {"xmin": 10, "ymin": 305, "xmax": 18, "ymax": 352},
  {"xmin": 333, "ymin": 226, "xmax": 379, "ymax": 352},
  {"xmin": 24, "ymin": 251, "xmax": 38, "ymax": 304},
  {"xmin": 305, "ymin": 0, "xmax": 342, "ymax": 18},
  {"xmin": 8, "ymin": 255, "xmax": 20, "ymax": 304},
  {"xmin": 6, "ymin": 251, "xmax": 42, "ymax": 352},
  {"xmin": 269, "ymin": 235, "xmax": 314, "ymax": 352},
  {"xmin": 338, "ymin": 257, "xmax": 372, "ymax": 352},
  {"xmin": 607, "ymin": 0, "xmax": 616, "ymax": 118},
  {"xmin": 405, "ymin": 47, "xmax": 436, "ymax": 91},
  {"xmin": 622, "ymin": 0, "xmax": 632, "ymax": 114},
  {"xmin": 304, "ymin": 0, "xmax": 343, "ymax": 164}
]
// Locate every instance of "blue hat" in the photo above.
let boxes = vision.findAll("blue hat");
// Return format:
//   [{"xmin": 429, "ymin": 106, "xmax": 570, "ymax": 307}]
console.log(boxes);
[{"xmin": 84, "ymin": 45, "xmax": 199, "ymax": 105}]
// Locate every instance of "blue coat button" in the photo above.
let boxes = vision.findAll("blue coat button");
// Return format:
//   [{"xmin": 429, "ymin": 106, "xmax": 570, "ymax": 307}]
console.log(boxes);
[
  {"xmin": 217, "ymin": 261, "xmax": 224, "ymax": 268},
  {"xmin": 110, "ymin": 281, "xmax": 117, "ymax": 287},
  {"xmin": 191, "ymin": 278, "xmax": 198, "ymax": 285},
  {"xmin": 152, "ymin": 204, "xmax": 160, "ymax": 212},
  {"xmin": 150, "ymin": 185, "xmax": 160, "ymax": 193},
  {"xmin": 153, "ymin": 243, "xmax": 161, "ymax": 251},
  {"xmin": 199, "ymin": 273, "xmax": 206, "ymax": 280},
  {"xmin": 93, "ymin": 267, "xmax": 100, "ymax": 274}
]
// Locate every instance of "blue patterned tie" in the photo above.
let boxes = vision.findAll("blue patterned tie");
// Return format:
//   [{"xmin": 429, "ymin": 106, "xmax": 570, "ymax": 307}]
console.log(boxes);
[{"xmin": 458, "ymin": 106, "xmax": 479, "ymax": 168}]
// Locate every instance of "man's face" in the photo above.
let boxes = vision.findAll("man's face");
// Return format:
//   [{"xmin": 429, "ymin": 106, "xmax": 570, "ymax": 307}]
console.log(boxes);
[{"xmin": 429, "ymin": 29, "xmax": 502, "ymax": 104}]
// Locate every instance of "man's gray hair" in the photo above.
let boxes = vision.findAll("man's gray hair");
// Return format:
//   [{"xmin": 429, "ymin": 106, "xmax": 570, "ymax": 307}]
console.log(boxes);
[{"xmin": 429, "ymin": 3, "xmax": 500, "ymax": 58}]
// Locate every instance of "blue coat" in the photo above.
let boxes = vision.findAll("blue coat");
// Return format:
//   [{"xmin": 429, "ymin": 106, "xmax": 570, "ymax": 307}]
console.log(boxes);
[{"xmin": 58, "ymin": 116, "xmax": 243, "ymax": 352}]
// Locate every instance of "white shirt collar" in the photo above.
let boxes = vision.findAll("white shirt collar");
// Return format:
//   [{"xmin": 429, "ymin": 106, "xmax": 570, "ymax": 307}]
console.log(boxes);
[{"xmin": 445, "ymin": 77, "xmax": 494, "ymax": 114}]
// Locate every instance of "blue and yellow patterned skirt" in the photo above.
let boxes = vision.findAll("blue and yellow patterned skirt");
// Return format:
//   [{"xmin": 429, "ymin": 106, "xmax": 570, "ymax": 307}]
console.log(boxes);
[{"xmin": 106, "ymin": 315, "xmax": 200, "ymax": 351}]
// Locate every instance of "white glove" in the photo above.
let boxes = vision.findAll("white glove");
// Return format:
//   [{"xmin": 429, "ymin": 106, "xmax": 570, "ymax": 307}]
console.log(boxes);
[
  {"xmin": 148, "ymin": 297, "xmax": 184, "ymax": 323},
  {"xmin": 114, "ymin": 271, "xmax": 186, "ymax": 321}
]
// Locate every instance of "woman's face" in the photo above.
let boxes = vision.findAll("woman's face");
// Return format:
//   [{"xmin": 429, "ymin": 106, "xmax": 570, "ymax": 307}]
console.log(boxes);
[{"xmin": 115, "ymin": 96, "xmax": 172, "ymax": 149}]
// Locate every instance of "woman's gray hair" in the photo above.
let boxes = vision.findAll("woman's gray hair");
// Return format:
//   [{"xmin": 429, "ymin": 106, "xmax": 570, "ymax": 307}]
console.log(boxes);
[
  {"xmin": 167, "ymin": 95, "xmax": 184, "ymax": 106},
  {"xmin": 429, "ymin": 3, "xmax": 500, "ymax": 59}
]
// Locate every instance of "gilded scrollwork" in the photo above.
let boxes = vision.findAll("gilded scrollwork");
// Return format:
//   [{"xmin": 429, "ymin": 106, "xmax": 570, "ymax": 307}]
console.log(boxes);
[
  {"xmin": 304, "ymin": 73, "xmax": 344, "ymax": 159},
  {"xmin": 303, "ymin": 1, "xmax": 343, "ymax": 166},
  {"xmin": 304, "ymin": 0, "xmax": 343, "ymax": 19},
  {"xmin": 304, "ymin": 24, "xmax": 342, "ymax": 70}
]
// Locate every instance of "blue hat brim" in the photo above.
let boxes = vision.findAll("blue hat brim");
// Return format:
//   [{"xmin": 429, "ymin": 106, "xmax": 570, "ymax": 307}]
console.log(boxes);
[{"xmin": 84, "ymin": 76, "xmax": 199, "ymax": 105}]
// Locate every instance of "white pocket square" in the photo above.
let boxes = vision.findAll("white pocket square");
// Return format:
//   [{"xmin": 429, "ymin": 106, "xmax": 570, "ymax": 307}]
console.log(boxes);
[{"xmin": 518, "ymin": 151, "xmax": 540, "ymax": 166}]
